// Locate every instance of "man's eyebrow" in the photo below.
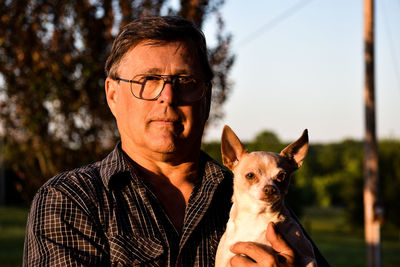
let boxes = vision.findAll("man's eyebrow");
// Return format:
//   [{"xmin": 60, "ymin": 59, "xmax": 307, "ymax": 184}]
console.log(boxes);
[
  {"xmin": 141, "ymin": 68, "xmax": 161, "ymax": 74},
  {"xmin": 174, "ymin": 69, "xmax": 191, "ymax": 75},
  {"xmin": 141, "ymin": 68, "xmax": 191, "ymax": 75}
]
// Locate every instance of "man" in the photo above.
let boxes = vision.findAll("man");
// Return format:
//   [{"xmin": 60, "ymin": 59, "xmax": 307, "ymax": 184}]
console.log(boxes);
[{"xmin": 24, "ymin": 16, "xmax": 328, "ymax": 266}]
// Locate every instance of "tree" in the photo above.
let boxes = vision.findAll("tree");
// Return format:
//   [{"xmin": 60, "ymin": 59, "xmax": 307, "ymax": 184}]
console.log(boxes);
[
  {"xmin": 379, "ymin": 140, "xmax": 400, "ymax": 229},
  {"xmin": 247, "ymin": 130, "xmax": 283, "ymax": 153},
  {"xmin": 0, "ymin": 0, "xmax": 234, "ymax": 203}
]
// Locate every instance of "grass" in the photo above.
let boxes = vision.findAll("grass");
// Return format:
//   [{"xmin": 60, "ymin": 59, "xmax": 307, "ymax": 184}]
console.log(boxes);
[
  {"xmin": 0, "ymin": 206, "xmax": 399, "ymax": 266},
  {"xmin": 302, "ymin": 207, "xmax": 400, "ymax": 266},
  {"xmin": 0, "ymin": 206, "xmax": 29, "ymax": 267}
]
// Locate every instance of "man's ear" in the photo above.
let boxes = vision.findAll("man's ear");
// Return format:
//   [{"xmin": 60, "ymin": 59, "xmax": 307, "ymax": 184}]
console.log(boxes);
[
  {"xmin": 221, "ymin": 125, "xmax": 247, "ymax": 170},
  {"xmin": 105, "ymin": 77, "xmax": 118, "ymax": 117},
  {"xmin": 280, "ymin": 129, "xmax": 309, "ymax": 169}
]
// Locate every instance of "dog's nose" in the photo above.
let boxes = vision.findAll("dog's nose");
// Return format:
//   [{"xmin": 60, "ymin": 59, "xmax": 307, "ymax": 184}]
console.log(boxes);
[{"xmin": 264, "ymin": 185, "xmax": 277, "ymax": 195}]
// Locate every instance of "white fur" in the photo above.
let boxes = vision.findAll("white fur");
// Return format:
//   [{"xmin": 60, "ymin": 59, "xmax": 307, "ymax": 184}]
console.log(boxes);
[
  {"xmin": 215, "ymin": 126, "xmax": 317, "ymax": 267},
  {"xmin": 216, "ymin": 201, "xmax": 284, "ymax": 267}
]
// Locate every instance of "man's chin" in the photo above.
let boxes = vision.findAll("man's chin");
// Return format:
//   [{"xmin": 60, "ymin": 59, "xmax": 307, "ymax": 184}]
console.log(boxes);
[
  {"xmin": 144, "ymin": 128, "xmax": 202, "ymax": 158},
  {"xmin": 149, "ymin": 143, "xmax": 177, "ymax": 154},
  {"xmin": 146, "ymin": 134, "xmax": 180, "ymax": 153},
  {"xmin": 146, "ymin": 136, "xmax": 200, "ymax": 161}
]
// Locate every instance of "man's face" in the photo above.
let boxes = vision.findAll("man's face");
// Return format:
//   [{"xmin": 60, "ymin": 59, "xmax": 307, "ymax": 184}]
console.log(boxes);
[{"xmin": 106, "ymin": 41, "xmax": 210, "ymax": 162}]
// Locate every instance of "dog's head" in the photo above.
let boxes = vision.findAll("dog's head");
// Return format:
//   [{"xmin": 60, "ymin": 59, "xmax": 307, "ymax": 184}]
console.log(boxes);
[{"xmin": 221, "ymin": 125, "xmax": 308, "ymax": 211}]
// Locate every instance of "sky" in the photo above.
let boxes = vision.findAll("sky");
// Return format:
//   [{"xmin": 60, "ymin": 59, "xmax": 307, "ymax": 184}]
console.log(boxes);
[{"xmin": 201, "ymin": 0, "xmax": 400, "ymax": 144}]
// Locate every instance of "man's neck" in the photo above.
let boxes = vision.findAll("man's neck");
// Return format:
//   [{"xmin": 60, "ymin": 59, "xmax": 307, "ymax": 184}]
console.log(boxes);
[{"xmin": 121, "ymin": 144, "xmax": 202, "ymax": 233}]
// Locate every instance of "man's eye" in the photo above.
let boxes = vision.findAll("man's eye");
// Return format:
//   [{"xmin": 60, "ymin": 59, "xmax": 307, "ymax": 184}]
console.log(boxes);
[
  {"xmin": 134, "ymin": 75, "xmax": 158, "ymax": 83},
  {"xmin": 177, "ymin": 76, "xmax": 195, "ymax": 84}
]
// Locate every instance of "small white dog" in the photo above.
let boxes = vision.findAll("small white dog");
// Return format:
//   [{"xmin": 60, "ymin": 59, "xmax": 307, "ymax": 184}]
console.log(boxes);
[{"xmin": 215, "ymin": 125, "xmax": 317, "ymax": 267}]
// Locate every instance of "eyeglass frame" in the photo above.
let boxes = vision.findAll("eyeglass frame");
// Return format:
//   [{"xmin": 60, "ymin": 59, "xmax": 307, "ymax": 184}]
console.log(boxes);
[{"xmin": 114, "ymin": 74, "xmax": 211, "ymax": 102}]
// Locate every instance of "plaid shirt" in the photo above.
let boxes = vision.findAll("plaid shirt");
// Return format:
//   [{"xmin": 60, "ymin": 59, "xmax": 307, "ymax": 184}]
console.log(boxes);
[
  {"xmin": 23, "ymin": 144, "xmax": 233, "ymax": 266},
  {"xmin": 24, "ymin": 143, "xmax": 329, "ymax": 267}
]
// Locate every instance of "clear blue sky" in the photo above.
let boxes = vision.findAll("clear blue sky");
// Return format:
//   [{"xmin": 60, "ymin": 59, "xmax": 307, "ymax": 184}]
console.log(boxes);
[{"xmin": 201, "ymin": 0, "xmax": 400, "ymax": 143}]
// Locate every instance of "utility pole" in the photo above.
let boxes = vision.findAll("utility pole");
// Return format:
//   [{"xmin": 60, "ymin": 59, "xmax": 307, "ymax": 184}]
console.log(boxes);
[{"xmin": 363, "ymin": 0, "xmax": 381, "ymax": 266}]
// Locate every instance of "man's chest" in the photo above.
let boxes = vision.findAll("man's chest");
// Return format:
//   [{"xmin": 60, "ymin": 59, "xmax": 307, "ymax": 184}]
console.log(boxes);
[{"xmin": 102, "ymin": 180, "xmax": 231, "ymax": 266}]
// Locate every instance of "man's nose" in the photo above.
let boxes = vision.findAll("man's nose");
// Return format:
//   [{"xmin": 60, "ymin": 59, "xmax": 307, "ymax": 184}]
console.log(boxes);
[{"xmin": 157, "ymin": 82, "xmax": 175, "ymax": 104}]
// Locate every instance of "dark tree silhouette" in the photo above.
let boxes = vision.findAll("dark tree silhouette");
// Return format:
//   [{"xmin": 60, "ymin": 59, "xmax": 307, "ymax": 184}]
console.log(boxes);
[{"xmin": 0, "ymin": 0, "xmax": 234, "ymax": 202}]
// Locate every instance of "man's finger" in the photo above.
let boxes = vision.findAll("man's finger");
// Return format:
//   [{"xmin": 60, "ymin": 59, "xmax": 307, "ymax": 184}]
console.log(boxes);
[
  {"xmin": 230, "ymin": 253, "xmax": 258, "ymax": 267},
  {"xmin": 230, "ymin": 241, "xmax": 275, "ymax": 265}
]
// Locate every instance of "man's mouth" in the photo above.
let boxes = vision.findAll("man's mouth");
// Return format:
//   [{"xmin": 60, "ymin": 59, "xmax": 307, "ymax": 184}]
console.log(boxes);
[
  {"xmin": 150, "ymin": 119, "xmax": 184, "ymax": 133},
  {"xmin": 152, "ymin": 120, "xmax": 176, "ymax": 125},
  {"xmin": 151, "ymin": 117, "xmax": 181, "ymax": 124}
]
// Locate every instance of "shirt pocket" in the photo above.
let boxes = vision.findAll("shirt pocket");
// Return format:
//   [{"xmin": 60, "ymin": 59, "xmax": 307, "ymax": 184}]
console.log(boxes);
[{"xmin": 109, "ymin": 233, "xmax": 164, "ymax": 266}]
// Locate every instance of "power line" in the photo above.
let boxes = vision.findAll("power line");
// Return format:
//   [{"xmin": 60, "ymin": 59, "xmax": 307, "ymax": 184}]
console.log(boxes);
[
  {"xmin": 237, "ymin": 0, "xmax": 315, "ymax": 48},
  {"xmin": 380, "ymin": 0, "xmax": 400, "ymax": 93}
]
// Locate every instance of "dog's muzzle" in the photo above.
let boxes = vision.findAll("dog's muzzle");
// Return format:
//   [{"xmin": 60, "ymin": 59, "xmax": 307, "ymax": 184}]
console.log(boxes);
[
  {"xmin": 261, "ymin": 185, "xmax": 280, "ymax": 203},
  {"xmin": 263, "ymin": 185, "xmax": 277, "ymax": 195}
]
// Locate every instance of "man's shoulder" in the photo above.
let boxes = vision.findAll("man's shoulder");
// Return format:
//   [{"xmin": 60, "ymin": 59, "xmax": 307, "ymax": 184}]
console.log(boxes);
[
  {"xmin": 45, "ymin": 161, "xmax": 102, "ymax": 187},
  {"xmin": 33, "ymin": 144, "xmax": 127, "ymax": 203},
  {"xmin": 40, "ymin": 143, "xmax": 128, "ymax": 192},
  {"xmin": 35, "ymin": 161, "xmax": 104, "ymax": 202}
]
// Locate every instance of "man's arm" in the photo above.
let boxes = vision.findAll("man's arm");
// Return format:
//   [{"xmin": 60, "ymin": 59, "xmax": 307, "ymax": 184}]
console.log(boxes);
[{"xmin": 23, "ymin": 185, "xmax": 109, "ymax": 266}]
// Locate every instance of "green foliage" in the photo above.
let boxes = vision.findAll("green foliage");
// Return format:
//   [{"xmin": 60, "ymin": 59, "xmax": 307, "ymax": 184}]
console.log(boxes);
[
  {"xmin": 0, "ymin": 0, "xmax": 234, "ymax": 203},
  {"xmin": 202, "ymin": 141, "xmax": 222, "ymax": 164},
  {"xmin": 246, "ymin": 130, "xmax": 284, "ymax": 153},
  {"xmin": 377, "ymin": 140, "xmax": 400, "ymax": 227}
]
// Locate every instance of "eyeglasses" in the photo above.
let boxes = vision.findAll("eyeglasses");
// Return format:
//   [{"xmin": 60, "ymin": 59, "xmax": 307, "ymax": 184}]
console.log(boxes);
[{"xmin": 115, "ymin": 74, "xmax": 210, "ymax": 103}]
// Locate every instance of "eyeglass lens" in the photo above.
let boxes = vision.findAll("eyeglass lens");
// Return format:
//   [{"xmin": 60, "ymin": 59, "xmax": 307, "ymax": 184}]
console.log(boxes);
[{"xmin": 131, "ymin": 75, "xmax": 206, "ymax": 102}]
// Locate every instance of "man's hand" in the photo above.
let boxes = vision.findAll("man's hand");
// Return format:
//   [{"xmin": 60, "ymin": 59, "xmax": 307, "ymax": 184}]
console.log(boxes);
[{"xmin": 229, "ymin": 222, "xmax": 295, "ymax": 267}]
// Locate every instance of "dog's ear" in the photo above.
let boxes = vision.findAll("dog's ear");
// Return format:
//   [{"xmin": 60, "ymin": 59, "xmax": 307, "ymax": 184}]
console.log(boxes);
[
  {"xmin": 221, "ymin": 125, "xmax": 247, "ymax": 170},
  {"xmin": 280, "ymin": 129, "xmax": 309, "ymax": 169}
]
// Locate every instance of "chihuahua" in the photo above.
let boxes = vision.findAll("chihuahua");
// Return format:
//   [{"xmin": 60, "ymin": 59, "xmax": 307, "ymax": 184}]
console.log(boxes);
[{"xmin": 215, "ymin": 125, "xmax": 316, "ymax": 267}]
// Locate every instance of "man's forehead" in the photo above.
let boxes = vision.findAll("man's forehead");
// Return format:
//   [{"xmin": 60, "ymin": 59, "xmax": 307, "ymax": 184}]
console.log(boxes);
[
  {"xmin": 118, "ymin": 40, "xmax": 202, "ymax": 76},
  {"xmin": 130, "ymin": 39, "xmax": 195, "ymax": 55},
  {"xmin": 124, "ymin": 41, "xmax": 194, "ymax": 61}
]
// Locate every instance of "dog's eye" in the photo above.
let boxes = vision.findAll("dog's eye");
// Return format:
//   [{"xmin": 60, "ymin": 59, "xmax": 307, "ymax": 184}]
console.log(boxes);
[
  {"xmin": 276, "ymin": 172, "xmax": 285, "ymax": 182},
  {"xmin": 245, "ymin": 172, "xmax": 255, "ymax": 180}
]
